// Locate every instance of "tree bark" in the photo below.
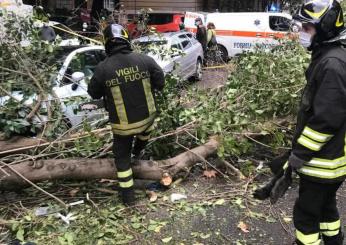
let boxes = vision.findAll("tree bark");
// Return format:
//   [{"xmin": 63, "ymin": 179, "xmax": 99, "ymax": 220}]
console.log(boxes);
[
  {"xmin": 0, "ymin": 136, "xmax": 47, "ymax": 156},
  {"xmin": 0, "ymin": 128, "xmax": 111, "ymax": 157},
  {"xmin": 0, "ymin": 138, "xmax": 219, "ymax": 191}
]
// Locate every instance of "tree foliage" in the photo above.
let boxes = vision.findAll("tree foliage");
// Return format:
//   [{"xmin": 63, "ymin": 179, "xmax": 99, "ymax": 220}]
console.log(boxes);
[
  {"xmin": 0, "ymin": 11, "xmax": 63, "ymax": 138},
  {"xmin": 150, "ymin": 40, "xmax": 310, "ymax": 159}
]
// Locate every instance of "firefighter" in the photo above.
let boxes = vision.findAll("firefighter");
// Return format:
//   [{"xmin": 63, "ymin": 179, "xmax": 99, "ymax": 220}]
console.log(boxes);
[
  {"xmin": 287, "ymin": 0, "xmax": 346, "ymax": 244},
  {"xmin": 87, "ymin": 24, "xmax": 165, "ymax": 206}
]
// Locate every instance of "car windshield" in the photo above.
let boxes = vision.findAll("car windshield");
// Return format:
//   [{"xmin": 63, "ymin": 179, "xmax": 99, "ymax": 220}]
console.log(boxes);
[
  {"xmin": 48, "ymin": 46, "xmax": 85, "ymax": 85},
  {"xmin": 134, "ymin": 40, "xmax": 168, "ymax": 53},
  {"xmin": 52, "ymin": 46, "xmax": 82, "ymax": 66}
]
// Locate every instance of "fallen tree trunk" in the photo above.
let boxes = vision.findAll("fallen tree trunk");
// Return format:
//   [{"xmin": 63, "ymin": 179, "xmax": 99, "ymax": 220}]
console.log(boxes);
[
  {"xmin": 0, "ymin": 128, "xmax": 111, "ymax": 157},
  {"xmin": 0, "ymin": 138, "xmax": 219, "ymax": 191},
  {"xmin": 0, "ymin": 136, "xmax": 47, "ymax": 155}
]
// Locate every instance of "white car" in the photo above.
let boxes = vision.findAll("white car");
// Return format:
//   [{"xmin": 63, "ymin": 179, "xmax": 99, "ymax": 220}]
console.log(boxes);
[
  {"xmin": 0, "ymin": 45, "xmax": 107, "ymax": 128},
  {"xmin": 133, "ymin": 31, "xmax": 204, "ymax": 81},
  {"xmin": 1, "ymin": 32, "xmax": 204, "ymax": 131}
]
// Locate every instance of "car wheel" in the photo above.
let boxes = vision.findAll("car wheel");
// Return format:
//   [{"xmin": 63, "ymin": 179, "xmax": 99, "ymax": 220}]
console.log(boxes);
[
  {"xmin": 217, "ymin": 45, "xmax": 228, "ymax": 62},
  {"xmin": 194, "ymin": 59, "xmax": 203, "ymax": 81}
]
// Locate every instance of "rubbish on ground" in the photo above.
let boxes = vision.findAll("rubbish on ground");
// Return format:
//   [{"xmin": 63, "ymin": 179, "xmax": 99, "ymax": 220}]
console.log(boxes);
[
  {"xmin": 68, "ymin": 200, "xmax": 84, "ymax": 207},
  {"xmin": 56, "ymin": 212, "xmax": 77, "ymax": 225},
  {"xmin": 34, "ymin": 206, "xmax": 61, "ymax": 216},
  {"xmin": 170, "ymin": 193, "xmax": 187, "ymax": 202}
]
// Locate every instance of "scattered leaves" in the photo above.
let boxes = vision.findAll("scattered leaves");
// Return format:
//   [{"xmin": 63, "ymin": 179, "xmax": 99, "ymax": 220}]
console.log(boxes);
[
  {"xmin": 146, "ymin": 191, "xmax": 158, "ymax": 202},
  {"xmin": 214, "ymin": 199, "xmax": 225, "ymax": 206},
  {"xmin": 69, "ymin": 188, "xmax": 80, "ymax": 197},
  {"xmin": 161, "ymin": 236, "xmax": 173, "ymax": 243},
  {"xmin": 203, "ymin": 170, "xmax": 217, "ymax": 178},
  {"xmin": 283, "ymin": 217, "xmax": 292, "ymax": 223},
  {"xmin": 237, "ymin": 221, "xmax": 250, "ymax": 233}
]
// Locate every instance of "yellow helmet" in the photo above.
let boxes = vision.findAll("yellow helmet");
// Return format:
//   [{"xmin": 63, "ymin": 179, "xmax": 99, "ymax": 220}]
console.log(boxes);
[
  {"xmin": 294, "ymin": 0, "xmax": 344, "ymax": 40},
  {"xmin": 103, "ymin": 24, "xmax": 130, "ymax": 45}
]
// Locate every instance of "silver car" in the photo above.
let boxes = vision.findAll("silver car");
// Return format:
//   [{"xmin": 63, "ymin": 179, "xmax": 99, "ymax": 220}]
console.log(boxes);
[{"xmin": 133, "ymin": 31, "xmax": 204, "ymax": 81}]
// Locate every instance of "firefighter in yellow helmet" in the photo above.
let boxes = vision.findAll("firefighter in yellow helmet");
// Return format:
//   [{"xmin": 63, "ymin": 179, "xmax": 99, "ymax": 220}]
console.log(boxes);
[
  {"xmin": 88, "ymin": 24, "xmax": 165, "ymax": 205},
  {"xmin": 288, "ymin": 0, "xmax": 346, "ymax": 244}
]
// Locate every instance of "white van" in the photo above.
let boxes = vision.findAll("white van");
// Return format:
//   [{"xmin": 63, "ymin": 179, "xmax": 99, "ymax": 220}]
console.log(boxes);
[{"xmin": 205, "ymin": 12, "xmax": 292, "ymax": 60}]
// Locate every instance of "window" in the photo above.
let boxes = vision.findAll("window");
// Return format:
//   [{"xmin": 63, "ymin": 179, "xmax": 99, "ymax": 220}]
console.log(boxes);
[
  {"xmin": 171, "ymin": 38, "xmax": 182, "ymax": 50},
  {"xmin": 62, "ymin": 51, "xmax": 101, "ymax": 85},
  {"xmin": 148, "ymin": 14, "xmax": 174, "ymax": 25},
  {"xmin": 178, "ymin": 34, "xmax": 192, "ymax": 50},
  {"xmin": 103, "ymin": 0, "xmax": 115, "ymax": 10},
  {"xmin": 186, "ymin": 33, "xmax": 193, "ymax": 39},
  {"xmin": 55, "ymin": 0, "xmax": 74, "ymax": 10},
  {"xmin": 269, "ymin": 16, "xmax": 291, "ymax": 32}
]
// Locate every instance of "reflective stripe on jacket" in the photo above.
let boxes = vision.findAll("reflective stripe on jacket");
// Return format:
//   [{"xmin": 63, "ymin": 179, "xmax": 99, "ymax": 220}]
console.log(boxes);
[{"xmin": 88, "ymin": 47, "xmax": 165, "ymax": 136}]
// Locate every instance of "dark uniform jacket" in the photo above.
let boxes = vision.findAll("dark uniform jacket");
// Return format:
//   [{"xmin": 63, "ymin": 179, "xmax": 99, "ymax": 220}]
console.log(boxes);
[
  {"xmin": 196, "ymin": 25, "xmax": 207, "ymax": 51},
  {"xmin": 293, "ymin": 36, "xmax": 346, "ymax": 183},
  {"xmin": 87, "ymin": 45, "xmax": 165, "ymax": 136}
]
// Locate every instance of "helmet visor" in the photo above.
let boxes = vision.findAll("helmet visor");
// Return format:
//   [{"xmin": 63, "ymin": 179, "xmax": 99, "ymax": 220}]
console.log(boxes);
[{"xmin": 300, "ymin": 0, "xmax": 333, "ymax": 23}]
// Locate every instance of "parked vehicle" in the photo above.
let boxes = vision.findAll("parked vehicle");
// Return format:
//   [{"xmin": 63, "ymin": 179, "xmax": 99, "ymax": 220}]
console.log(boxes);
[
  {"xmin": 133, "ymin": 31, "xmax": 204, "ymax": 81},
  {"xmin": 0, "ymin": 45, "xmax": 107, "ymax": 128},
  {"xmin": 204, "ymin": 12, "xmax": 292, "ymax": 60},
  {"xmin": 1, "ymin": 31, "xmax": 204, "ymax": 131},
  {"xmin": 183, "ymin": 12, "xmax": 292, "ymax": 61},
  {"xmin": 127, "ymin": 11, "xmax": 185, "ymax": 36}
]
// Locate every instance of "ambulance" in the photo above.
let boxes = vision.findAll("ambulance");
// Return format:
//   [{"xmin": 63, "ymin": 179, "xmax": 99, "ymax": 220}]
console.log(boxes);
[{"xmin": 205, "ymin": 12, "xmax": 292, "ymax": 59}]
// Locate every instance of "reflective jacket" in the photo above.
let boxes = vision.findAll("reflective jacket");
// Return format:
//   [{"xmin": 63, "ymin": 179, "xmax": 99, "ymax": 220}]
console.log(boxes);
[
  {"xmin": 87, "ymin": 45, "xmax": 165, "ymax": 136},
  {"xmin": 293, "ymin": 38, "xmax": 346, "ymax": 183}
]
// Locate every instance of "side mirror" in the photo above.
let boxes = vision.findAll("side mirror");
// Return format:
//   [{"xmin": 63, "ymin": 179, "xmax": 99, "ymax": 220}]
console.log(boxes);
[
  {"xmin": 72, "ymin": 71, "xmax": 85, "ymax": 83},
  {"xmin": 71, "ymin": 72, "xmax": 85, "ymax": 91}
]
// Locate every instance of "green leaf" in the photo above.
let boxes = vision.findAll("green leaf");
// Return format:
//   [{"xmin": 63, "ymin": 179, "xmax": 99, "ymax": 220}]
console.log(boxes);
[
  {"xmin": 131, "ymin": 223, "xmax": 141, "ymax": 229},
  {"xmin": 47, "ymin": 44, "xmax": 54, "ymax": 53},
  {"xmin": 161, "ymin": 236, "xmax": 173, "ymax": 243},
  {"xmin": 16, "ymin": 227, "xmax": 24, "ymax": 242},
  {"xmin": 58, "ymin": 236, "xmax": 66, "ymax": 244},
  {"xmin": 214, "ymin": 199, "xmax": 225, "ymax": 206},
  {"xmin": 200, "ymin": 233, "xmax": 211, "ymax": 239}
]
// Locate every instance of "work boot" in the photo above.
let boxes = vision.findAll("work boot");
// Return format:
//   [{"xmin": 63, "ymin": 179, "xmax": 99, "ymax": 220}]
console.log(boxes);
[
  {"xmin": 323, "ymin": 230, "xmax": 344, "ymax": 245},
  {"xmin": 119, "ymin": 187, "xmax": 136, "ymax": 206}
]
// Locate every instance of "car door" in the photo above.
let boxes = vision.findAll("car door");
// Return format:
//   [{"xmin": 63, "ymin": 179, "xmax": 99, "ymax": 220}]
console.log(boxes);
[
  {"xmin": 169, "ymin": 36, "xmax": 184, "ymax": 77},
  {"xmin": 53, "ymin": 49, "xmax": 106, "ymax": 127},
  {"xmin": 177, "ymin": 34, "xmax": 195, "ymax": 79}
]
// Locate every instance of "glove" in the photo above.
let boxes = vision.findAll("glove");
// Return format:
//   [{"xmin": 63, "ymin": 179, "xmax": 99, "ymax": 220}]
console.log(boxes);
[
  {"xmin": 269, "ymin": 166, "xmax": 292, "ymax": 204},
  {"xmin": 253, "ymin": 169, "xmax": 284, "ymax": 200},
  {"xmin": 288, "ymin": 153, "xmax": 305, "ymax": 170},
  {"xmin": 267, "ymin": 150, "xmax": 291, "ymax": 175}
]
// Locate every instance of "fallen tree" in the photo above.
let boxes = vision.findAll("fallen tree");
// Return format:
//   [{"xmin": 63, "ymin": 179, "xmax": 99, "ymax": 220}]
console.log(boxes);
[{"xmin": 0, "ymin": 138, "xmax": 219, "ymax": 191}]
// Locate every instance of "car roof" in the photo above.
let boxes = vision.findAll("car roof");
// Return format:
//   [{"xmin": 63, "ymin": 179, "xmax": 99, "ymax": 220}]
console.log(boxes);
[
  {"xmin": 134, "ymin": 31, "xmax": 193, "ymax": 42},
  {"xmin": 207, "ymin": 12, "xmax": 292, "ymax": 19}
]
